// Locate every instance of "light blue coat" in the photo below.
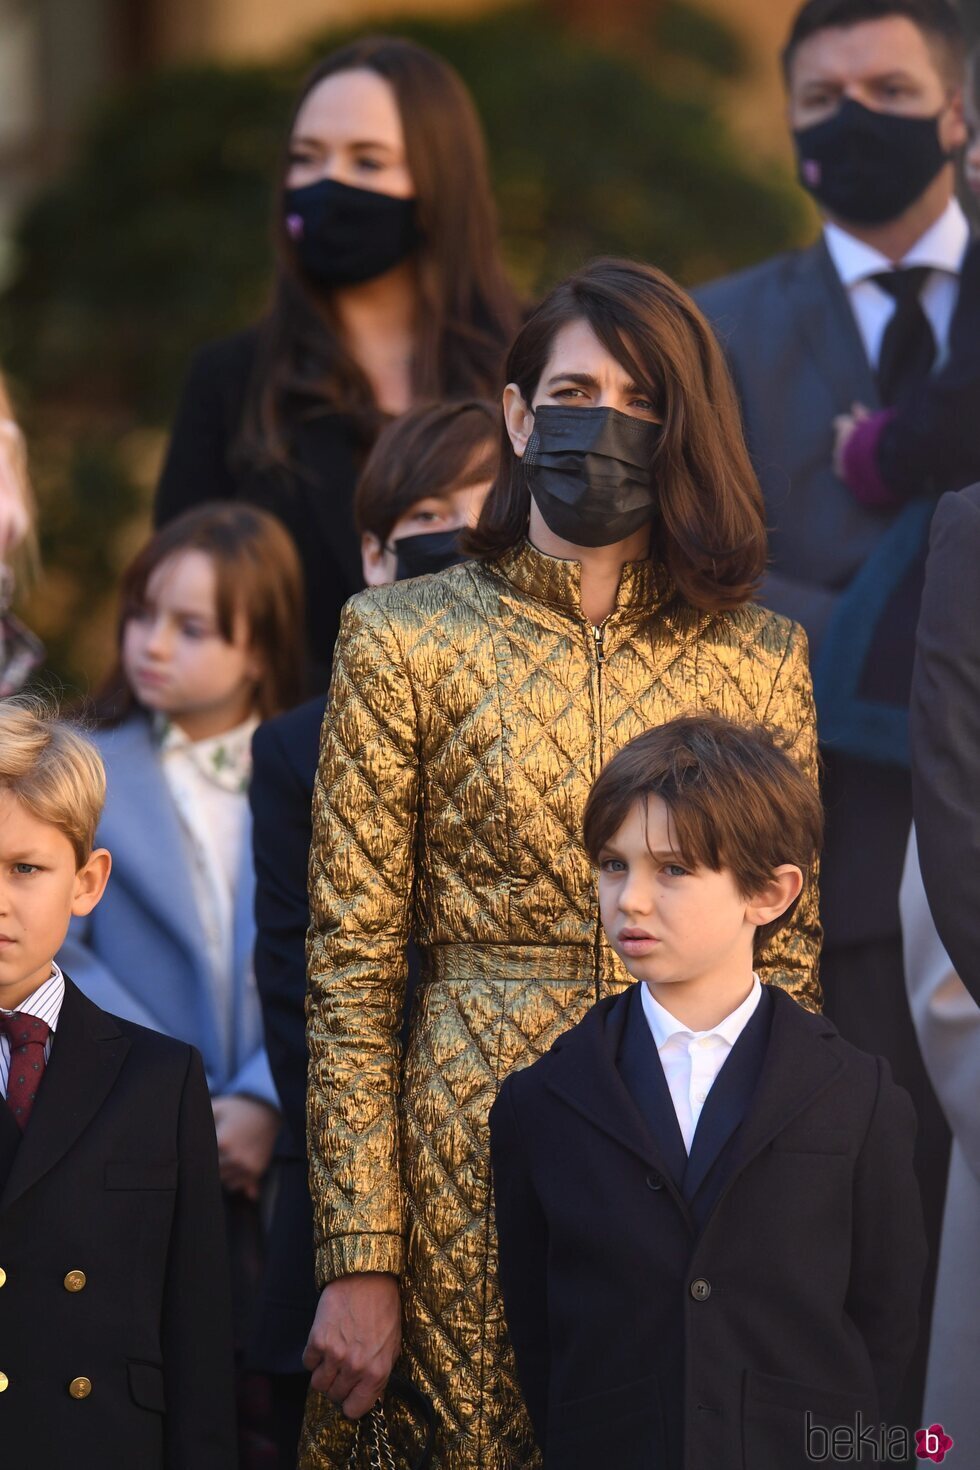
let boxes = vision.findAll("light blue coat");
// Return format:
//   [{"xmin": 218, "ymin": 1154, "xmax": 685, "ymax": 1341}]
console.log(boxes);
[{"xmin": 58, "ymin": 714, "xmax": 276, "ymax": 1105}]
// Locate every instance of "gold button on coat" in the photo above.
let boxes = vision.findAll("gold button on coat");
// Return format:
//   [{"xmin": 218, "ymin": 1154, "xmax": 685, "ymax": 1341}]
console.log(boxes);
[
  {"xmin": 69, "ymin": 1377, "xmax": 92, "ymax": 1399},
  {"xmin": 0, "ymin": 1267, "xmax": 6, "ymax": 1288},
  {"xmin": 63, "ymin": 1270, "xmax": 86, "ymax": 1292},
  {"xmin": 0, "ymin": 1372, "xmax": 8, "ymax": 1392}
]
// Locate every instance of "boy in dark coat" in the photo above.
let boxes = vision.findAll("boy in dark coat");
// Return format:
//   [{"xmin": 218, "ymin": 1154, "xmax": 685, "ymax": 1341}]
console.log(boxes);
[
  {"xmin": 490, "ymin": 715, "xmax": 927, "ymax": 1470},
  {"xmin": 0, "ymin": 701, "xmax": 236, "ymax": 1469}
]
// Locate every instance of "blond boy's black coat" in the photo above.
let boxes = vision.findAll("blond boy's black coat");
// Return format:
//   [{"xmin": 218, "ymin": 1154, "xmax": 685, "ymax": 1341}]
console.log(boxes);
[{"xmin": 0, "ymin": 978, "xmax": 236, "ymax": 1468}]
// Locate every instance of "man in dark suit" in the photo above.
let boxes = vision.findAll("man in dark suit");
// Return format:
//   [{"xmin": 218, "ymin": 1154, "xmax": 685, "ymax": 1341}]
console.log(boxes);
[
  {"xmin": 695, "ymin": 1, "xmax": 969, "ymax": 1412},
  {"xmin": 910, "ymin": 483, "xmax": 980, "ymax": 1007},
  {"xmin": 491, "ymin": 717, "xmax": 926, "ymax": 1470},
  {"xmin": 0, "ymin": 702, "xmax": 236, "ymax": 1469}
]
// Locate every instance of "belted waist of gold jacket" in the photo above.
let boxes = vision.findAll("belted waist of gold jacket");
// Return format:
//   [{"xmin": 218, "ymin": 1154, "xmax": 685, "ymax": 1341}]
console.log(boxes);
[{"xmin": 302, "ymin": 540, "xmax": 821, "ymax": 1469}]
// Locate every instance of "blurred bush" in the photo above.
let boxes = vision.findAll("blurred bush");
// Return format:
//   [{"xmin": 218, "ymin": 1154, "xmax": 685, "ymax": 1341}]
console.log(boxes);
[{"xmin": 1, "ymin": 0, "xmax": 806, "ymax": 692}]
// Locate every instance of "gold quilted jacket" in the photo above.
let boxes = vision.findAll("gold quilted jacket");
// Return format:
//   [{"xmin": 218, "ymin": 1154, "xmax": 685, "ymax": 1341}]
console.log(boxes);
[{"xmin": 302, "ymin": 541, "xmax": 820, "ymax": 1470}]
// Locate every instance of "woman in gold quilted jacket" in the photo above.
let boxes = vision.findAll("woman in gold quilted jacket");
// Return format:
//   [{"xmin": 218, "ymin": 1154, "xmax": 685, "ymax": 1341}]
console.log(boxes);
[{"xmin": 301, "ymin": 259, "xmax": 821, "ymax": 1469}]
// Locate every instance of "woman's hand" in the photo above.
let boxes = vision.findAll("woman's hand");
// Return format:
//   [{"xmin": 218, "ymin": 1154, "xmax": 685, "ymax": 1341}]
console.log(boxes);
[
  {"xmin": 211, "ymin": 1094, "xmax": 280, "ymax": 1200},
  {"xmin": 833, "ymin": 401, "xmax": 871, "ymax": 479},
  {"xmin": 303, "ymin": 1273, "xmax": 402, "ymax": 1419}
]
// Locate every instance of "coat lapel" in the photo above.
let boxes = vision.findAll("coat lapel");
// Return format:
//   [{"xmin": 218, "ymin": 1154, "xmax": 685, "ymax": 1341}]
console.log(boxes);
[
  {"xmin": 0, "ymin": 980, "xmax": 131, "ymax": 1212},
  {"xmin": 683, "ymin": 985, "xmax": 774, "ymax": 1206},
  {"xmin": 617, "ymin": 984, "xmax": 689, "ymax": 1191},
  {"xmin": 97, "ymin": 717, "xmax": 206, "ymax": 961},
  {"xmin": 545, "ymin": 989, "xmax": 693, "ymax": 1223},
  {"xmin": 700, "ymin": 989, "xmax": 845, "ymax": 1230},
  {"xmin": 789, "ymin": 239, "xmax": 880, "ymax": 411}
]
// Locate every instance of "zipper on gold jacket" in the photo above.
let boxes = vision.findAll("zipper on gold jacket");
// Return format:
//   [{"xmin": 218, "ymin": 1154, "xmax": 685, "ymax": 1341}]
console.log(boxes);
[{"xmin": 590, "ymin": 618, "xmax": 608, "ymax": 998}]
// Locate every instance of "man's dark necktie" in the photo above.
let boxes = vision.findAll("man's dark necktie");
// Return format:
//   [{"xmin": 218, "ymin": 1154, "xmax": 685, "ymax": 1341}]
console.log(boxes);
[
  {"xmin": 872, "ymin": 266, "xmax": 936, "ymax": 406},
  {"xmin": 0, "ymin": 1012, "xmax": 50, "ymax": 1130}
]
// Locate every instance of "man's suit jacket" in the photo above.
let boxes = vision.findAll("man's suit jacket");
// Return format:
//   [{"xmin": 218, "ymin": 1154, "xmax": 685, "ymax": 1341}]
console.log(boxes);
[
  {"xmin": 696, "ymin": 240, "xmax": 944, "ymax": 945},
  {"xmin": 901, "ymin": 830, "xmax": 980, "ymax": 1447},
  {"xmin": 58, "ymin": 714, "xmax": 276, "ymax": 1105},
  {"xmin": 0, "ymin": 978, "xmax": 236, "ymax": 1468},
  {"xmin": 909, "ymin": 483, "xmax": 980, "ymax": 1007},
  {"xmin": 248, "ymin": 695, "xmax": 325, "ymax": 1374},
  {"xmin": 491, "ymin": 983, "xmax": 925, "ymax": 1470}
]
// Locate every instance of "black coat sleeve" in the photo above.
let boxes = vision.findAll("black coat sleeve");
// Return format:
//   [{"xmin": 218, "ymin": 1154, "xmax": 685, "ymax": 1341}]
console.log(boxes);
[
  {"xmin": 250, "ymin": 714, "xmax": 318, "ymax": 1148},
  {"xmin": 162, "ymin": 1046, "xmax": 237, "ymax": 1469},
  {"xmin": 910, "ymin": 484, "xmax": 980, "ymax": 1006},
  {"xmin": 154, "ymin": 344, "xmax": 241, "ymax": 525},
  {"xmin": 489, "ymin": 1078, "xmax": 551, "ymax": 1451},
  {"xmin": 845, "ymin": 1057, "xmax": 927, "ymax": 1419}
]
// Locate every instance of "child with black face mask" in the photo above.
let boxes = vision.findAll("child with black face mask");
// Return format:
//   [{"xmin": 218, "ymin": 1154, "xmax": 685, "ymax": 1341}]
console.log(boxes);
[{"xmin": 355, "ymin": 399, "xmax": 498, "ymax": 585}]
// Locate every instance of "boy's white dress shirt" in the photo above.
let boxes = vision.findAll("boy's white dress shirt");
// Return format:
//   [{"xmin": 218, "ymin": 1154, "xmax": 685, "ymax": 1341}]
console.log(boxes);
[{"xmin": 641, "ymin": 973, "xmax": 762, "ymax": 1153}]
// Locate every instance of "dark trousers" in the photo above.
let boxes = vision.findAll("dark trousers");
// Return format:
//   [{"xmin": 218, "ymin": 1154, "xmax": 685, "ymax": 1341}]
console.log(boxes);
[
  {"xmin": 821, "ymin": 936, "xmax": 949, "ymax": 1440},
  {"xmin": 269, "ymin": 1372, "xmax": 309, "ymax": 1469}
]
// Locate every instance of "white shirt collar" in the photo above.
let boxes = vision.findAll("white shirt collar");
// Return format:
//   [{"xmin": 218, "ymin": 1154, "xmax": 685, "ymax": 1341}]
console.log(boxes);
[
  {"xmin": 641, "ymin": 972, "xmax": 762, "ymax": 1053},
  {"xmin": 824, "ymin": 197, "xmax": 970, "ymax": 287},
  {"xmin": 0, "ymin": 962, "xmax": 65, "ymax": 1030}
]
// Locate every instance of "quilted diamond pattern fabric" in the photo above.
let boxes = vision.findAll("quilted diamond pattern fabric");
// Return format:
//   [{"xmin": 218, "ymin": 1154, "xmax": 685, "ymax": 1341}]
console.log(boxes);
[{"xmin": 302, "ymin": 541, "xmax": 821, "ymax": 1469}]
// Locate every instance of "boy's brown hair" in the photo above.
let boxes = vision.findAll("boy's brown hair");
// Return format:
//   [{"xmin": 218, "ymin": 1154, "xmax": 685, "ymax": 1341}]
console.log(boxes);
[
  {"xmin": 583, "ymin": 714, "xmax": 823, "ymax": 949},
  {"xmin": 0, "ymin": 699, "xmax": 105, "ymax": 866},
  {"xmin": 354, "ymin": 399, "xmax": 499, "ymax": 545}
]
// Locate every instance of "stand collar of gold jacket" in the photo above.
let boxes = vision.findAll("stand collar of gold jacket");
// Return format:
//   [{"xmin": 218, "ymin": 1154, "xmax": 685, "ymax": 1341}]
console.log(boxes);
[{"xmin": 493, "ymin": 538, "xmax": 672, "ymax": 617}]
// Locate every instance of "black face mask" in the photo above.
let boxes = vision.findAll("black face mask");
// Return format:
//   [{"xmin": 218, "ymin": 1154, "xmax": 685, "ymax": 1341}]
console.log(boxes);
[
  {"xmin": 284, "ymin": 178, "xmax": 419, "ymax": 287},
  {"xmin": 523, "ymin": 406, "xmax": 662, "ymax": 548},
  {"xmin": 393, "ymin": 529, "xmax": 467, "ymax": 582},
  {"xmin": 794, "ymin": 98, "xmax": 950, "ymax": 226}
]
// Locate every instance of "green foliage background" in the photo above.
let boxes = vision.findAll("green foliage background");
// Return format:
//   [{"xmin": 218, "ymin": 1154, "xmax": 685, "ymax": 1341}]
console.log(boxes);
[{"xmin": 2, "ymin": 1, "xmax": 808, "ymax": 692}]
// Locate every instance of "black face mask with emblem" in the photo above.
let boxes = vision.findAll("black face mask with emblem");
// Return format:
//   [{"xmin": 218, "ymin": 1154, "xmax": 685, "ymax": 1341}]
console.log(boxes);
[
  {"xmin": 284, "ymin": 178, "xmax": 419, "ymax": 287},
  {"xmin": 794, "ymin": 98, "xmax": 950, "ymax": 226},
  {"xmin": 523, "ymin": 406, "xmax": 662, "ymax": 548}
]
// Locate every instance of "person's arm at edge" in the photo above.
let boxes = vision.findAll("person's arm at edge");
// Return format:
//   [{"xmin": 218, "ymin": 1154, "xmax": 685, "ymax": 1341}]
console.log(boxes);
[
  {"xmin": 154, "ymin": 345, "xmax": 239, "ymax": 526},
  {"xmin": 910, "ymin": 486, "xmax": 980, "ymax": 1008},
  {"xmin": 302, "ymin": 592, "xmax": 417, "ymax": 1419},
  {"xmin": 490, "ymin": 1075, "xmax": 551, "ymax": 1452}
]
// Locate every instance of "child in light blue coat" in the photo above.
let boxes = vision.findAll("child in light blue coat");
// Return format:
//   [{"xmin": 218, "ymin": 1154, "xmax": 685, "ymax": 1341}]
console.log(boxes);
[{"xmin": 60, "ymin": 502, "xmax": 304, "ymax": 1232}]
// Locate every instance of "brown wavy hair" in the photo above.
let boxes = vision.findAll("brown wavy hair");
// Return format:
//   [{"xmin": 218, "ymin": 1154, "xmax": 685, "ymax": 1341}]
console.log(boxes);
[
  {"xmin": 464, "ymin": 257, "xmax": 768, "ymax": 614},
  {"xmin": 239, "ymin": 36, "xmax": 521, "ymax": 469},
  {"xmin": 94, "ymin": 503, "xmax": 305, "ymax": 726}
]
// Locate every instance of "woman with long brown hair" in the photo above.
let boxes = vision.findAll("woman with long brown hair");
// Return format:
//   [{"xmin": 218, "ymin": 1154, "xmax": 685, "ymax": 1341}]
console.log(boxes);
[
  {"xmin": 154, "ymin": 36, "xmax": 519, "ymax": 682},
  {"xmin": 301, "ymin": 258, "xmax": 822, "ymax": 1468}
]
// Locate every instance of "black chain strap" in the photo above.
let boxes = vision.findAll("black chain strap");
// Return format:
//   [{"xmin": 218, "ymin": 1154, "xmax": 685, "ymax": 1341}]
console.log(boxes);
[
  {"xmin": 345, "ymin": 1375, "xmax": 436, "ymax": 1470},
  {"xmin": 347, "ymin": 1403, "xmax": 398, "ymax": 1470}
]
